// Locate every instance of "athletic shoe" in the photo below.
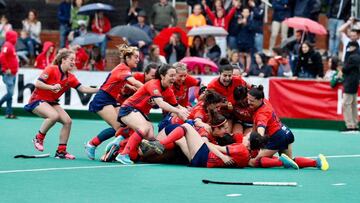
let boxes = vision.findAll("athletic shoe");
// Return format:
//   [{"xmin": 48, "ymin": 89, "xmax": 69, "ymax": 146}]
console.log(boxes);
[
  {"xmin": 115, "ymin": 154, "xmax": 134, "ymax": 165},
  {"xmin": 141, "ymin": 139, "xmax": 164, "ymax": 155},
  {"xmin": 32, "ymin": 137, "xmax": 44, "ymax": 152},
  {"xmin": 84, "ymin": 142, "xmax": 96, "ymax": 160},
  {"xmin": 279, "ymin": 154, "xmax": 299, "ymax": 169},
  {"xmin": 55, "ymin": 151, "xmax": 76, "ymax": 160},
  {"xmin": 103, "ymin": 144, "xmax": 120, "ymax": 162},
  {"xmin": 316, "ymin": 154, "xmax": 329, "ymax": 171},
  {"xmin": 104, "ymin": 136, "xmax": 124, "ymax": 153},
  {"xmin": 340, "ymin": 128, "xmax": 356, "ymax": 134}
]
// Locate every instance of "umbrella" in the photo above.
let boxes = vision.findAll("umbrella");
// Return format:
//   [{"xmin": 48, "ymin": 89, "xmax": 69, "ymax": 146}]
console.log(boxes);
[
  {"xmin": 78, "ymin": 3, "xmax": 115, "ymax": 15},
  {"xmin": 180, "ymin": 57, "xmax": 218, "ymax": 74},
  {"xmin": 0, "ymin": 0, "xmax": 6, "ymax": 9},
  {"xmin": 108, "ymin": 25, "xmax": 152, "ymax": 44},
  {"xmin": 283, "ymin": 17, "xmax": 327, "ymax": 35},
  {"xmin": 71, "ymin": 32, "xmax": 106, "ymax": 46},
  {"xmin": 187, "ymin": 26, "xmax": 228, "ymax": 37},
  {"xmin": 153, "ymin": 27, "xmax": 188, "ymax": 56}
]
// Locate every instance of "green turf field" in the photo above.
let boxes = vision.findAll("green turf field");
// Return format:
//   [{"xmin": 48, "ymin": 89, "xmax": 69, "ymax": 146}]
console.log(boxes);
[{"xmin": 1, "ymin": 116, "xmax": 360, "ymax": 203}]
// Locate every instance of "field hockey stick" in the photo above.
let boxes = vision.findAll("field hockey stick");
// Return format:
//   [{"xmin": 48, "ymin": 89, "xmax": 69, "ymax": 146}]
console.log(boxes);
[
  {"xmin": 202, "ymin": 179, "xmax": 297, "ymax": 187},
  {"xmin": 14, "ymin": 153, "xmax": 50, "ymax": 159}
]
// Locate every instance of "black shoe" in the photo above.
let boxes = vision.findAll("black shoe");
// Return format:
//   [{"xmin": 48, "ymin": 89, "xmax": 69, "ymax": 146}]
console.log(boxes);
[{"xmin": 340, "ymin": 127, "xmax": 358, "ymax": 133}]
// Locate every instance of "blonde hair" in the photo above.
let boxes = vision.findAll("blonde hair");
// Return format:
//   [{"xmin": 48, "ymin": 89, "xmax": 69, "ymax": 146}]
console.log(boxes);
[
  {"xmin": 117, "ymin": 43, "xmax": 138, "ymax": 61},
  {"xmin": 53, "ymin": 48, "xmax": 75, "ymax": 65},
  {"xmin": 173, "ymin": 62, "xmax": 187, "ymax": 72}
]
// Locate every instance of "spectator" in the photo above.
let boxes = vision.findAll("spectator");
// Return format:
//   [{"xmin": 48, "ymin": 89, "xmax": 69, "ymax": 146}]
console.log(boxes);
[
  {"xmin": 164, "ymin": 32, "xmax": 186, "ymax": 64},
  {"xmin": 204, "ymin": 35, "xmax": 221, "ymax": 63},
  {"xmin": 248, "ymin": 52, "xmax": 272, "ymax": 77},
  {"xmin": 0, "ymin": 15, "xmax": 12, "ymax": 46},
  {"xmin": 294, "ymin": 41, "xmax": 323, "ymax": 79},
  {"xmin": 57, "ymin": 0, "xmax": 71, "ymax": 48},
  {"xmin": 326, "ymin": 0, "xmax": 351, "ymax": 57},
  {"xmin": 236, "ymin": 7, "xmax": 255, "ymax": 72},
  {"xmin": 227, "ymin": 0, "xmax": 242, "ymax": 50},
  {"xmin": 130, "ymin": 10, "xmax": 153, "ymax": 58},
  {"xmin": 91, "ymin": 11, "xmax": 111, "ymax": 58},
  {"xmin": 268, "ymin": 47, "xmax": 292, "ymax": 77},
  {"xmin": 89, "ymin": 45, "xmax": 105, "ymax": 71},
  {"xmin": 150, "ymin": 0, "xmax": 178, "ymax": 33},
  {"xmin": 284, "ymin": 30, "xmax": 304, "ymax": 72},
  {"xmin": 69, "ymin": 20, "xmax": 88, "ymax": 41},
  {"xmin": 269, "ymin": 0, "xmax": 290, "ymax": 55},
  {"xmin": 71, "ymin": 45, "xmax": 89, "ymax": 70},
  {"xmin": 339, "ymin": 17, "xmax": 360, "ymax": 61},
  {"xmin": 324, "ymin": 55, "xmax": 340, "ymax": 81},
  {"xmin": 185, "ymin": 4, "xmax": 206, "ymax": 46},
  {"xmin": 16, "ymin": 30, "xmax": 31, "ymax": 65},
  {"xmin": 229, "ymin": 50, "xmax": 245, "ymax": 74},
  {"xmin": 34, "ymin": 41, "xmax": 56, "ymax": 69},
  {"xmin": 203, "ymin": 0, "xmax": 238, "ymax": 57},
  {"xmin": 0, "ymin": 31, "xmax": 18, "ymax": 119},
  {"xmin": 341, "ymin": 41, "xmax": 360, "ymax": 132},
  {"xmin": 22, "ymin": 9, "xmax": 42, "ymax": 60},
  {"xmin": 126, "ymin": 0, "xmax": 143, "ymax": 25},
  {"xmin": 143, "ymin": 44, "xmax": 167, "ymax": 68},
  {"xmin": 189, "ymin": 35, "xmax": 205, "ymax": 57},
  {"xmin": 248, "ymin": 0, "xmax": 265, "ymax": 53},
  {"xmin": 329, "ymin": 56, "xmax": 344, "ymax": 88},
  {"xmin": 70, "ymin": 0, "xmax": 89, "ymax": 31}
]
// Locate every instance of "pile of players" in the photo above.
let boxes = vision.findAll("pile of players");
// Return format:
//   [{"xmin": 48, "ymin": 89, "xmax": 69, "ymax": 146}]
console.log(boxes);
[{"xmin": 27, "ymin": 45, "xmax": 329, "ymax": 170}]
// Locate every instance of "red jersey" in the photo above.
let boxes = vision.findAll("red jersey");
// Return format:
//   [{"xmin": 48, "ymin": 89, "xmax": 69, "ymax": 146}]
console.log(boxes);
[
  {"xmin": 100, "ymin": 63, "xmax": 132, "ymax": 100},
  {"xmin": 122, "ymin": 79, "xmax": 178, "ymax": 115},
  {"xmin": 253, "ymin": 100, "xmax": 282, "ymax": 137},
  {"xmin": 189, "ymin": 101, "xmax": 208, "ymax": 122},
  {"xmin": 29, "ymin": 65, "xmax": 81, "ymax": 103},
  {"xmin": 196, "ymin": 126, "xmax": 217, "ymax": 144},
  {"xmin": 75, "ymin": 47, "xmax": 89, "ymax": 70},
  {"xmin": 207, "ymin": 143, "xmax": 250, "ymax": 168},
  {"xmin": 133, "ymin": 72, "xmax": 146, "ymax": 84},
  {"xmin": 172, "ymin": 75, "xmax": 200, "ymax": 107},
  {"xmin": 207, "ymin": 76, "xmax": 247, "ymax": 105},
  {"xmin": 233, "ymin": 100, "xmax": 253, "ymax": 123}
]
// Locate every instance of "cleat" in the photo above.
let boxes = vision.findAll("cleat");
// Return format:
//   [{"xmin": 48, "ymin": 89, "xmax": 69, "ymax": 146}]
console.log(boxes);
[
  {"xmin": 279, "ymin": 154, "xmax": 299, "ymax": 169},
  {"xmin": 55, "ymin": 151, "xmax": 75, "ymax": 160},
  {"xmin": 103, "ymin": 145, "xmax": 119, "ymax": 162},
  {"xmin": 141, "ymin": 140, "xmax": 164, "ymax": 155},
  {"xmin": 84, "ymin": 142, "xmax": 96, "ymax": 160},
  {"xmin": 32, "ymin": 137, "xmax": 44, "ymax": 152},
  {"xmin": 104, "ymin": 136, "xmax": 124, "ymax": 153},
  {"xmin": 316, "ymin": 154, "xmax": 329, "ymax": 171},
  {"xmin": 115, "ymin": 154, "xmax": 134, "ymax": 165}
]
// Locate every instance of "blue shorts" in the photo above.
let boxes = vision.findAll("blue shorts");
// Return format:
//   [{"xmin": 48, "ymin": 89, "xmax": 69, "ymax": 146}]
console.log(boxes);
[
  {"xmin": 266, "ymin": 126, "xmax": 295, "ymax": 151},
  {"xmin": 189, "ymin": 143, "xmax": 209, "ymax": 167},
  {"xmin": 89, "ymin": 90, "xmax": 118, "ymax": 113},
  {"xmin": 158, "ymin": 113, "xmax": 173, "ymax": 132},
  {"xmin": 164, "ymin": 124, "xmax": 181, "ymax": 135},
  {"xmin": 24, "ymin": 100, "xmax": 59, "ymax": 113},
  {"xmin": 117, "ymin": 105, "xmax": 149, "ymax": 126}
]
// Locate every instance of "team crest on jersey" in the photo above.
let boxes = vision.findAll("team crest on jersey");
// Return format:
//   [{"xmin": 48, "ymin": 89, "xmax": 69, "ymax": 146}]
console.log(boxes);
[
  {"xmin": 41, "ymin": 74, "xmax": 49, "ymax": 79},
  {"xmin": 153, "ymin": 89, "xmax": 160, "ymax": 95}
]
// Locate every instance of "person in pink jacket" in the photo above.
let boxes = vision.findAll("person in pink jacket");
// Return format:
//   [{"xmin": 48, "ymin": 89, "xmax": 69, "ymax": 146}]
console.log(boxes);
[{"xmin": 0, "ymin": 30, "xmax": 18, "ymax": 119}]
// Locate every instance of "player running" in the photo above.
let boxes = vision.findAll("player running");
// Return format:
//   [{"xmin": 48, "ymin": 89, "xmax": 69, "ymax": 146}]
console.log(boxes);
[
  {"xmin": 84, "ymin": 44, "xmax": 143, "ymax": 160},
  {"xmin": 25, "ymin": 49, "xmax": 98, "ymax": 159}
]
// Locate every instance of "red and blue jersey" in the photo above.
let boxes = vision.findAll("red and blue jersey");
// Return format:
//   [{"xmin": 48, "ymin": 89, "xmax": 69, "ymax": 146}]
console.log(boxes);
[
  {"xmin": 253, "ymin": 100, "xmax": 282, "ymax": 137},
  {"xmin": 100, "ymin": 63, "xmax": 132, "ymax": 100},
  {"xmin": 207, "ymin": 143, "xmax": 250, "ymax": 168},
  {"xmin": 172, "ymin": 75, "xmax": 200, "ymax": 107},
  {"xmin": 29, "ymin": 65, "xmax": 81, "ymax": 103},
  {"xmin": 233, "ymin": 100, "xmax": 253, "ymax": 123},
  {"xmin": 207, "ymin": 76, "xmax": 247, "ymax": 105},
  {"xmin": 122, "ymin": 79, "xmax": 178, "ymax": 115}
]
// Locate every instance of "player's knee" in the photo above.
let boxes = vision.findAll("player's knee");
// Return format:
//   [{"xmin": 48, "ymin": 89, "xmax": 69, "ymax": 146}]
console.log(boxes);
[
  {"xmin": 48, "ymin": 113, "xmax": 60, "ymax": 122},
  {"xmin": 63, "ymin": 118, "xmax": 72, "ymax": 126}
]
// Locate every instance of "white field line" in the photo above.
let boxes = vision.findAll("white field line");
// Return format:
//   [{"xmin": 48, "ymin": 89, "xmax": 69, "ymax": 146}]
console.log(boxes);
[
  {"xmin": 0, "ymin": 164, "xmax": 160, "ymax": 174},
  {"xmin": 1, "ymin": 154, "xmax": 360, "ymax": 174}
]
